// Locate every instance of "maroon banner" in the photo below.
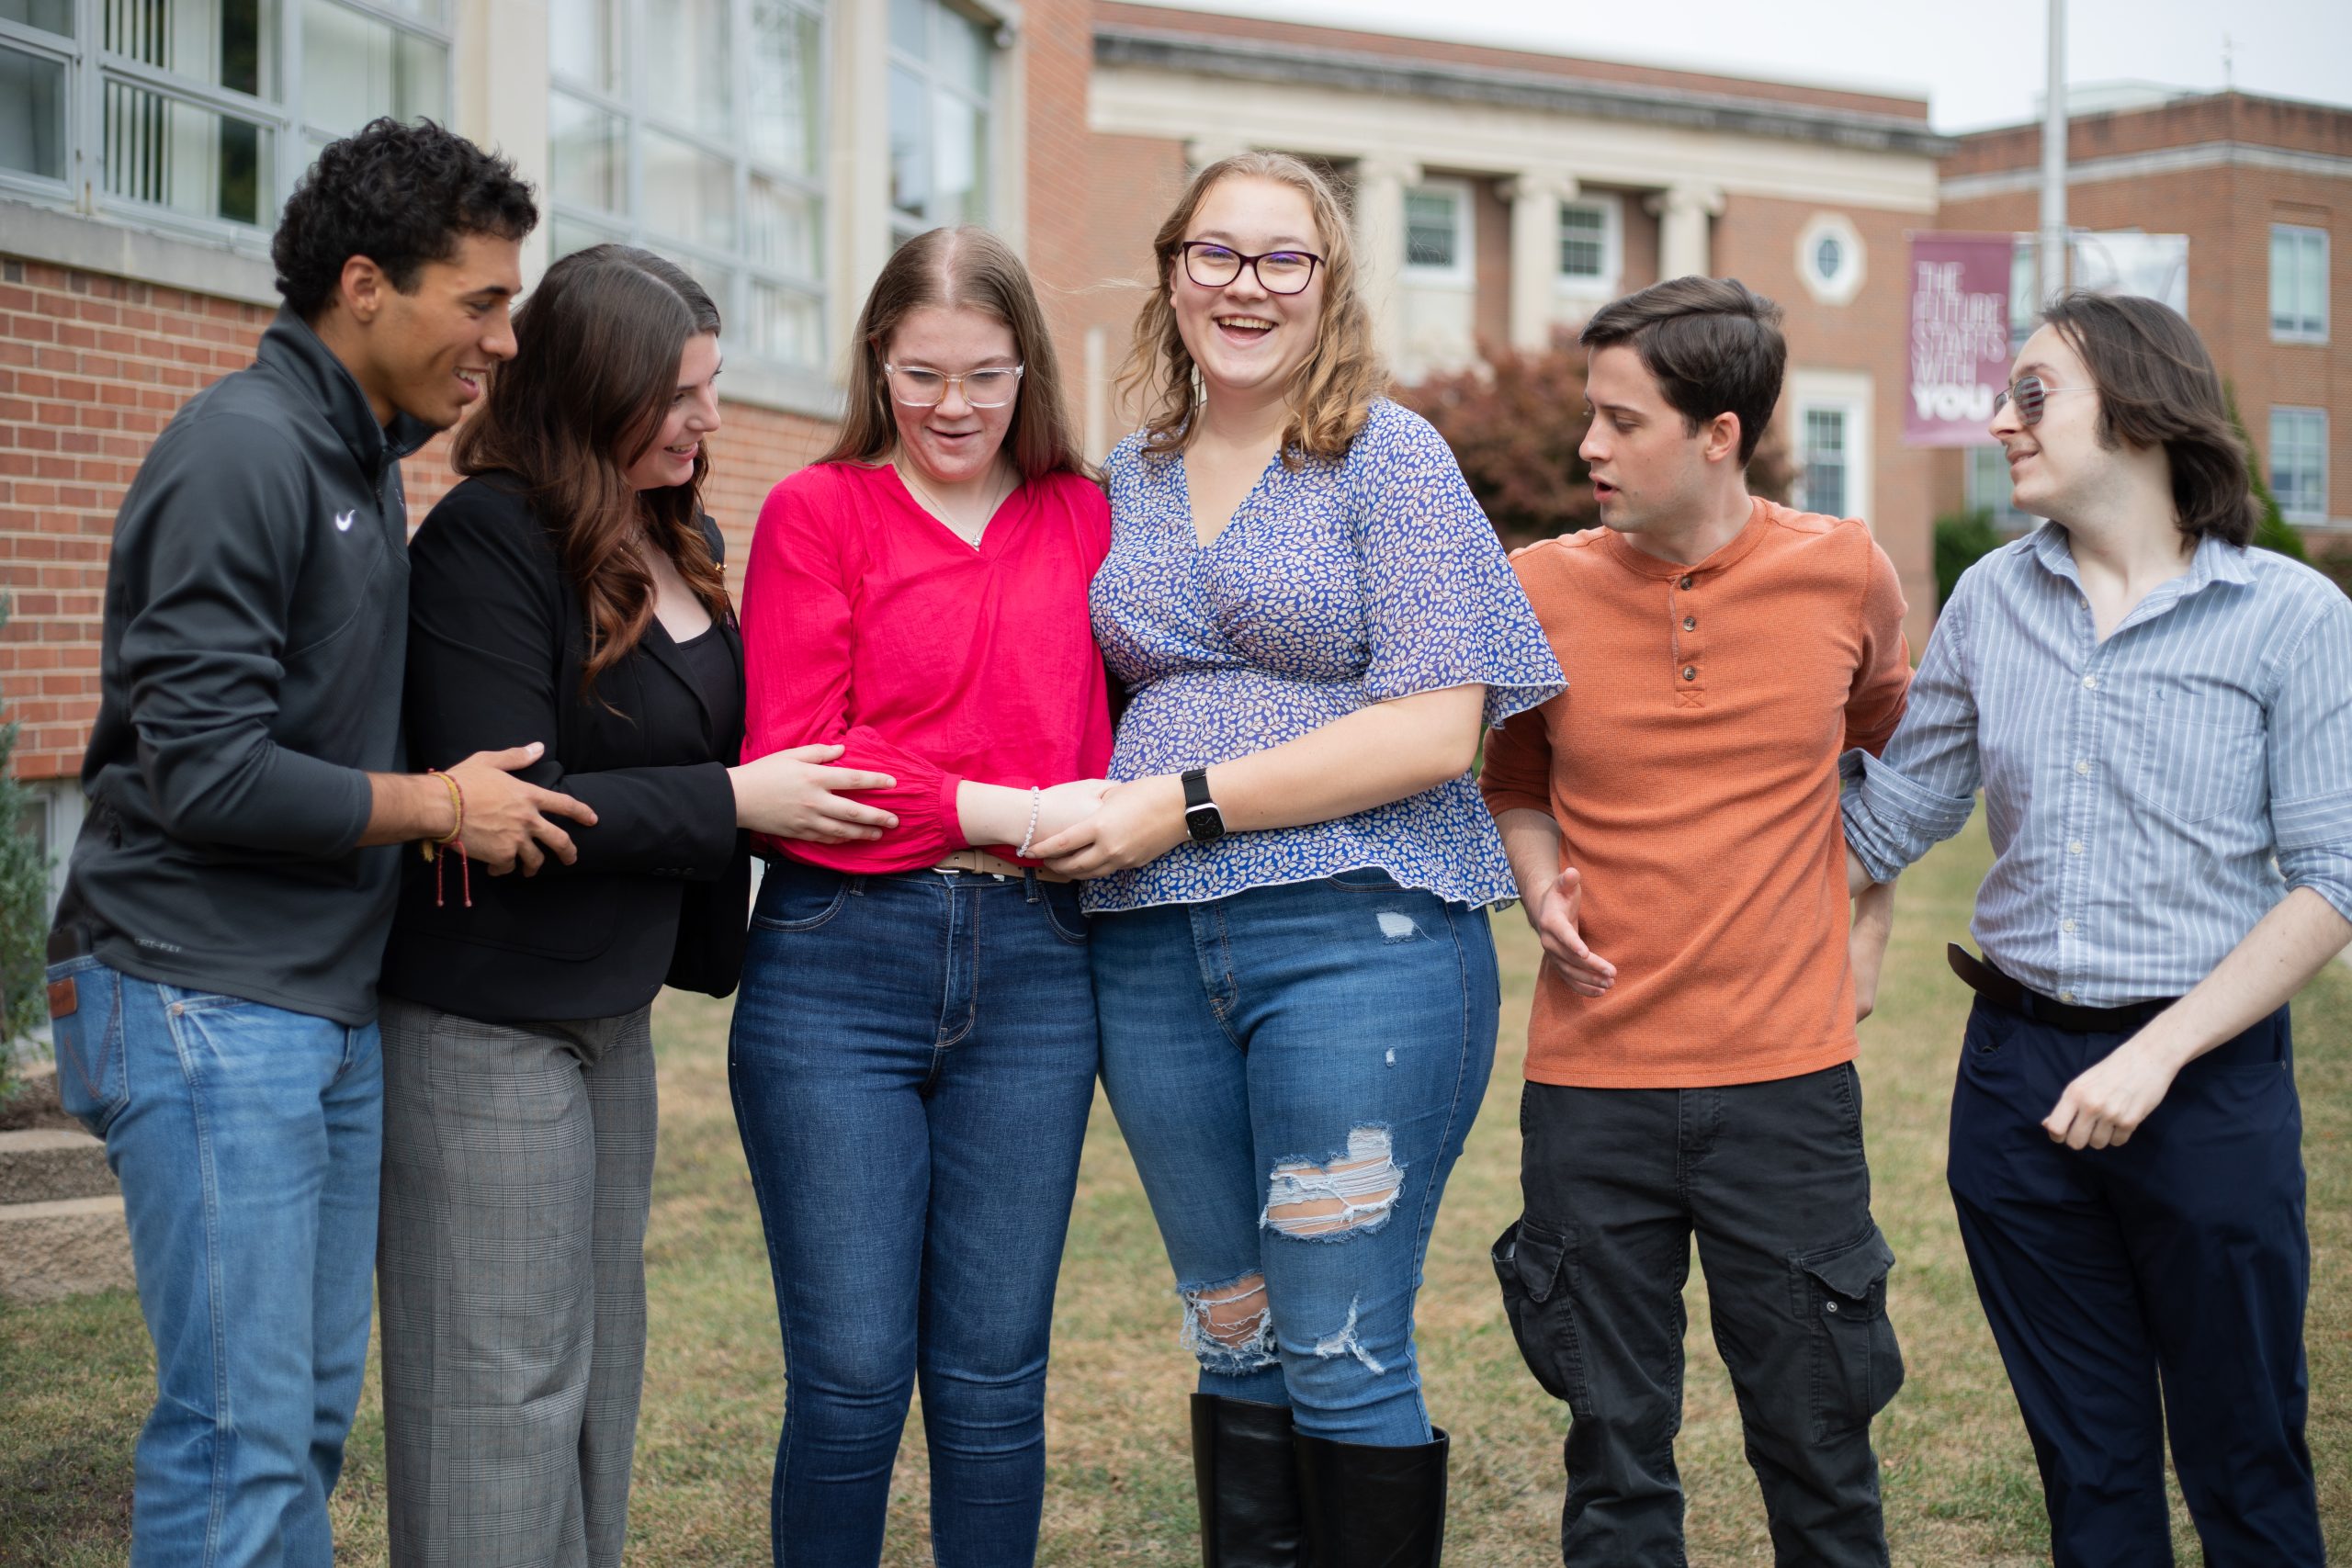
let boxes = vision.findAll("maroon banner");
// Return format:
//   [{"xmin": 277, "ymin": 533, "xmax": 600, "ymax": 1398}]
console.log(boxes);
[{"xmin": 1905, "ymin": 234, "xmax": 2013, "ymax": 446}]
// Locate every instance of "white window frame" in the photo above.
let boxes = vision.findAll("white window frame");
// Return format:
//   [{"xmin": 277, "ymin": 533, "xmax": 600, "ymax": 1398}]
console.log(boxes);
[
  {"xmin": 1401, "ymin": 176, "xmax": 1472, "ymax": 287},
  {"xmin": 1555, "ymin": 191, "xmax": 1622, "ymax": 302},
  {"xmin": 1788, "ymin": 368, "xmax": 1874, "ymax": 523},
  {"xmin": 2270, "ymin": 223, "xmax": 2328, "ymax": 344},
  {"xmin": 547, "ymin": 0, "xmax": 830, "ymax": 379},
  {"xmin": 1794, "ymin": 210, "xmax": 1866, "ymax": 308},
  {"xmin": 2270, "ymin": 406, "xmax": 2329, "ymax": 525},
  {"xmin": 886, "ymin": 0, "xmax": 1001, "ymax": 249},
  {"xmin": 0, "ymin": 0, "xmax": 453, "ymax": 254}
]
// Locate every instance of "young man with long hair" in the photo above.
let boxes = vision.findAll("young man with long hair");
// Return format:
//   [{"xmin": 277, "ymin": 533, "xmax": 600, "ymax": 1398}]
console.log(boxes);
[
  {"xmin": 43, "ymin": 118, "xmax": 587, "ymax": 1566},
  {"xmin": 1844, "ymin": 291, "xmax": 2350, "ymax": 1567},
  {"xmin": 1482, "ymin": 276, "xmax": 1912, "ymax": 1567}
]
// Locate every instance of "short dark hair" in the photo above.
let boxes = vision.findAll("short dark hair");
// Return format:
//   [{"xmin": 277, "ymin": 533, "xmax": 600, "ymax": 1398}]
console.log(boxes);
[
  {"xmin": 1580, "ymin": 276, "xmax": 1785, "ymax": 466},
  {"xmin": 2038, "ymin": 290, "xmax": 2257, "ymax": 547},
  {"xmin": 272, "ymin": 118, "xmax": 538, "ymax": 321}
]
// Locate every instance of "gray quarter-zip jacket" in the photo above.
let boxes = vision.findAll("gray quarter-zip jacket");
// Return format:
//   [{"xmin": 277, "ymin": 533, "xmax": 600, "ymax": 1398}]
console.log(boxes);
[{"xmin": 51, "ymin": 307, "xmax": 433, "ymax": 1024}]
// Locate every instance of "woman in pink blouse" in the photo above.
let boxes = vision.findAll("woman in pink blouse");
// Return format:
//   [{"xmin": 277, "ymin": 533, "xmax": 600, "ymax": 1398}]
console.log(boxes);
[{"xmin": 727, "ymin": 227, "xmax": 1111, "ymax": 1568}]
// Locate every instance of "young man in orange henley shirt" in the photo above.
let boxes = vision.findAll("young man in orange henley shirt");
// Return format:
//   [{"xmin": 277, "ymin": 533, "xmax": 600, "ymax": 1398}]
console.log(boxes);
[{"xmin": 1481, "ymin": 276, "xmax": 1912, "ymax": 1568}]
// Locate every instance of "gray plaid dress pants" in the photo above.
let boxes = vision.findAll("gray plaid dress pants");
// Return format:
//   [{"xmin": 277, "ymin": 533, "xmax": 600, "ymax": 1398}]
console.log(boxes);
[{"xmin": 378, "ymin": 997, "xmax": 659, "ymax": 1568}]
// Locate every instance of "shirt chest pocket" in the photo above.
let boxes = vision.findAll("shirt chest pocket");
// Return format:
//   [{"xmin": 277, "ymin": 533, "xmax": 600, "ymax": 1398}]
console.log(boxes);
[{"xmin": 2128, "ymin": 690, "xmax": 2266, "ymax": 826}]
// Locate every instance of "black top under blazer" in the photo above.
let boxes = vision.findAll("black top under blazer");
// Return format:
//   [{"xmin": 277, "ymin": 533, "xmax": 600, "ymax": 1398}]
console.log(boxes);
[{"xmin": 379, "ymin": 473, "xmax": 751, "ymax": 1024}]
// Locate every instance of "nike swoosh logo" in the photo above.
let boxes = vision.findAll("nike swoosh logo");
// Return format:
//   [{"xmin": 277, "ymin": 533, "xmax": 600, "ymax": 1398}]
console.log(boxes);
[{"xmin": 334, "ymin": 510, "xmax": 356, "ymax": 533}]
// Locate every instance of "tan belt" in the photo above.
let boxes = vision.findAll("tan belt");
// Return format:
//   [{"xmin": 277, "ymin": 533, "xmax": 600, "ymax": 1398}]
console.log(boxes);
[{"xmin": 931, "ymin": 847, "xmax": 1074, "ymax": 883}]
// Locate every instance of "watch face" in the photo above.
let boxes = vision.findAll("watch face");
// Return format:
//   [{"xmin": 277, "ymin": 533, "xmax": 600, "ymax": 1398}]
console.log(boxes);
[{"xmin": 1185, "ymin": 803, "xmax": 1226, "ymax": 842}]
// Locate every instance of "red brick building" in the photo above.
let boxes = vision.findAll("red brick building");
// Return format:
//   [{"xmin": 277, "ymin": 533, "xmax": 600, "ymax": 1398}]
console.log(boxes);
[
  {"xmin": 5, "ymin": 3, "xmax": 2344, "ymax": 890},
  {"xmin": 1935, "ymin": 91, "xmax": 2352, "ymax": 561}
]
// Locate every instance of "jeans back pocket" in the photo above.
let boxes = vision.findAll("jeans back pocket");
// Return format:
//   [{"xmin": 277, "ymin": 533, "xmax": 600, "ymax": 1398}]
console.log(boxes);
[{"xmin": 47, "ymin": 958, "xmax": 127, "ymax": 1136}]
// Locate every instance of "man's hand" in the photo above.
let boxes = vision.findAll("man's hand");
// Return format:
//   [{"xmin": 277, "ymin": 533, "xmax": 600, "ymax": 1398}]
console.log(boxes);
[
  {"xmin": 1850, "ymin": 877, "xmax": 1895, "ymax": 1023},
  {"xmin": 2041, "ymin": 1032, "xmax": 2185, "ymax": 1150},
  {"xmin": 1531, "ymin": 865, "xmax": 1615, "ymax": 997},
  {"xmin": 445, "ymin": 744, "xmax": 598, "ymax": 875},
  {"xmin": 1032, "ymin": 774, "xmax": 1188, "ymax": 878}
]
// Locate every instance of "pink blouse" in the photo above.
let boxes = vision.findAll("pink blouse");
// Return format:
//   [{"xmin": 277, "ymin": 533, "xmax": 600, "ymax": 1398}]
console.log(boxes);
[{"xmin": 740, "ymin": 460, "xmax": 1115, "ymax": 873}]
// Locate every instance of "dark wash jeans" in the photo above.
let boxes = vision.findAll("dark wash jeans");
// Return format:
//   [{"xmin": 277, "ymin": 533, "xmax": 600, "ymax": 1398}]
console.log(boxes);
[
  {"xmin": 1496, "ymin": 1064, "xmax": 1901, "ymax": 1568},
  {"xmin": 728, "ymin": 862, "xmax": 1099, "ymax": 1568}
]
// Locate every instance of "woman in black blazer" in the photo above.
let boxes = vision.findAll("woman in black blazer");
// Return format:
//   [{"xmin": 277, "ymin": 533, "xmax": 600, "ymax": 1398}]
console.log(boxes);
[{"xmin": 374, "ymin": 245, "xmax": 892, "ymax": 1568}]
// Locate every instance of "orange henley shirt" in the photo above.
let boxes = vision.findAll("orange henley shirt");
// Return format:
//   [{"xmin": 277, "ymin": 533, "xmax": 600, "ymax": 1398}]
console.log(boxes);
[{"xmin": 1480, "ymin": 497, "xmax": 1912, "ymax": 1089}]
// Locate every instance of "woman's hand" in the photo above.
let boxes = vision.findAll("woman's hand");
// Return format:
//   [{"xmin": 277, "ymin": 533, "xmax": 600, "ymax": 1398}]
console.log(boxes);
[
  {"xmin": 1030, "ymin": 779, "xmax": 1115, "ymax": 844},
  {"xmin": 730, "ymin": 744, "xmax": 898, "ymax": 843},
  {"xmin": 1033, "ymin": 774, "xmax": 1189, "ymax": 877}
]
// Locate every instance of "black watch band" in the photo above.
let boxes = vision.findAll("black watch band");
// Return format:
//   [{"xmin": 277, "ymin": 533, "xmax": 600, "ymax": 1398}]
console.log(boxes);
[{"xmin": 1181, "ymin": 767, "xmax": 1225, "ymax": 842}]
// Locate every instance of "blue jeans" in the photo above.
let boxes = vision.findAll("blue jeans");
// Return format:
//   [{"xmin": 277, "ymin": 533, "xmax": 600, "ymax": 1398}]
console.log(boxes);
[
  {"xmin": 45, "ymin": 955, "xmax": 383, "ymax": 1568},
  {"xmin": 1091, "ymin": 871, "xmax": 1499, "ymax": 1446},
  {"xmin": 728, "ymin": 863, "xmax": 1099, "ymax": 1568}
]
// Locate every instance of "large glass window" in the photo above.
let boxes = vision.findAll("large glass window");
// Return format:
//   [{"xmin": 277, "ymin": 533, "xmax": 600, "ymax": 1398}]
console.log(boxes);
[
  {"xmin": 0, "ymin": 0, "xmax": 450, "ymax": 235},
  {"xmin": 548, "ymin": 0, "xmax": 826, "ymax": 373},
  {"xmin": 1555, "ymin": 194, "xmax": 1622, "ymax": 297},
  {"xmin": 1966, "ymin": 444, "xmax": 2036, "ymax": 529},
  {"xmin": 2271, "ymin": 407, "xmax": 2328, "ymax": 524},
  {"xmin": 2271, "ymin": 224, "xmax": 2328, "ymax": 343},
  {"xmin": 1800, "ymin": 405, "xmax": 1849, "ymax": 518},
  {"xmin": 888, "ymin": 0, "xmax": 993, "ymax": 243}
]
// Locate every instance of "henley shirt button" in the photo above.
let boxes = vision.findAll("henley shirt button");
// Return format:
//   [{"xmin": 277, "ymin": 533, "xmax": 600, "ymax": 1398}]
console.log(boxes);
[
  {"xmin": 1682, "ymin": 666, "xmax": 1698, "ymax": 681},
  {"xmin": 2075, "ymin": 760, "xmax": 2091, "ymax": 775},
  {"xmin": 1678, "ymin": 575, "xmax": 1694, "ymax": 591},
  {"xmin": 1683, "ymin": 615, "xmax": 1697, "ymax": 631}
]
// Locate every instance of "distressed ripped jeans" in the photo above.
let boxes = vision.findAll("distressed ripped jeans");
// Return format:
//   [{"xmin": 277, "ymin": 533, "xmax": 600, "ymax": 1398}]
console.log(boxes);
[{"xmin": 1093, "ymin": 870, "xmax": 1498, "ymax": 1447}]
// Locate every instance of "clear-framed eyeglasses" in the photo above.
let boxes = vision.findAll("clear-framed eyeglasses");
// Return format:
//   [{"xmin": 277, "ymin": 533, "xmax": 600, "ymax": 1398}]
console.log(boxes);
[
  {"xmin": 1990, "ymin": 373, "xmax": 2093, "ymax": 427},
  {"xmin": 884, "ymin": 363, "xmax": 1025, "ymax": 409}
]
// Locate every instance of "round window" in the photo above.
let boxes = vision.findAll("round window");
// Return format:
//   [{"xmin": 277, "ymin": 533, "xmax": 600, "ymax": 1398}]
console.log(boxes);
[
  {"xmin": 1815, "ymin": 235, "xmax": 1845, "ymax": 280},
  {"xmin": 1795, "ymin": 214, "xmax": 1865, "ymax": 305}
]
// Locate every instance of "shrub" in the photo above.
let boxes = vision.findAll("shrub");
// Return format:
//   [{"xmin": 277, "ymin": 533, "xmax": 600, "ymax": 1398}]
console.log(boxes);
[
  {"xmin": 2226, "ymin": 381, "xmax": 2310, "ymax": 564},
  {"xmin": 0, "ymin": 604, "xmax": 46, "ymax": 1110},
  {"xmin": 1399, "ymin": 333, "xmax": 1796, "ymax": 550},
  {"xmin": 1935, "ymin": 509, "xmax": 2005, "ymax": 609}
]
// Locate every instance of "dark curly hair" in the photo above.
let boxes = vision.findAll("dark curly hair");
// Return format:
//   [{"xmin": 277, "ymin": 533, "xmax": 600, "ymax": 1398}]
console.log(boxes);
[{"xmin": 271, "ymin": 118, "xmax": 538, "ymax": 321}]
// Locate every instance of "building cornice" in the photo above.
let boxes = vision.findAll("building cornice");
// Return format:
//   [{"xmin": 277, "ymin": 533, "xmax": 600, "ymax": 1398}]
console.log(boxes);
[
  {"xmin": 1941, "ymin": 140, "xmax": 2352, "ymax": 200},
  {"xmin": 1093, "ymin": 25, "xmax": 1955, "ymax": 159}
]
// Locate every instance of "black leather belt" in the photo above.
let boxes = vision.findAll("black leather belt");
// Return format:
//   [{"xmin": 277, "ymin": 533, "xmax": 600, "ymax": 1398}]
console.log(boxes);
[{"xmin": 1945, "ymin": 943, "xmax": 2175, "ymax": 1034}]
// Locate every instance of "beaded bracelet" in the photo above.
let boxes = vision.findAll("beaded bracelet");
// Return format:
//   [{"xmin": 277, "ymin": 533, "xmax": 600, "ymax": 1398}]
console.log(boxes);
[{"xmin": 1014, "ymin": 787, "xmax": 1044, "ymax": 859}]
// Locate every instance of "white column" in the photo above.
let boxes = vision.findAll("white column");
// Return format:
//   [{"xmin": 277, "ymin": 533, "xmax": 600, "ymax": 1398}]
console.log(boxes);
[
  {"xmin": 453, "ymin": 0, "xmax": 550, "ymax": 282},
  {"xmin": 1352, "ymin": 157, "xmax": 1420, "ymax": 367},
  {"xmin": 1651, "ymin": 182, "xmax": 1724, "ymax": 282},
  {"xmin": 1502, "ymin": 170, "xmax": 1577, "ymax": 352},
  {"xmin": 828, "ymin": 0, "xmax": 893, "ymax": 377}
]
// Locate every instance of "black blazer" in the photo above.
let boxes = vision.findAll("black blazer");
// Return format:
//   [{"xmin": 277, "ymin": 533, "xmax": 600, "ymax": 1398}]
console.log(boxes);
[{"xmin": 379, "ymin": 473, "xmax": 751, "ymax": 1024}]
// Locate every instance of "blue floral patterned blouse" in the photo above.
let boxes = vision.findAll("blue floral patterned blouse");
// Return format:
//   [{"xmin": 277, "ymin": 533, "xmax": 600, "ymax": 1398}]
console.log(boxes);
[{"xmin": 1084, "ymin": 398, "xmax": 1566, "ymax": 913}]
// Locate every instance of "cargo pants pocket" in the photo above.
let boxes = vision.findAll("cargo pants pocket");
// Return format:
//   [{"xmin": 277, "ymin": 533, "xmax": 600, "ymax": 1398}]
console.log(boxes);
[
  {"xmin": 1493, "ymin": 1217, "xmax": 1586, "ymax": 1405},
  {"xmin": 1794, "ymin": 1224, "xmax": 1905, "ymax": 1440}
]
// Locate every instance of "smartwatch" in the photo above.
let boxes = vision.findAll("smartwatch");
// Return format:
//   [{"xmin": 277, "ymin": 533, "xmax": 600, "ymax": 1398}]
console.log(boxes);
[{"xmin": 1181, "ymin": 767, "xmax": 1226, "ymax": 842}]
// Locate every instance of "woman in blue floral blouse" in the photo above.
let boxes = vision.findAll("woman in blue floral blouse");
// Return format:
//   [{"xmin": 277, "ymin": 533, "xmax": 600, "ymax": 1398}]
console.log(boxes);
[{"xmin": 1031, "ymin": 152, "xmax": 1563, "ymax": 1563}]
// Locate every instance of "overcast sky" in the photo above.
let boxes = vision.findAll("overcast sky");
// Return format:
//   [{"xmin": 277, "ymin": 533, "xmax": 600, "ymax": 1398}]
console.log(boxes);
[{"xmin": 1150, "ymin": 0, "xmax": 2352, "ymax": 132}]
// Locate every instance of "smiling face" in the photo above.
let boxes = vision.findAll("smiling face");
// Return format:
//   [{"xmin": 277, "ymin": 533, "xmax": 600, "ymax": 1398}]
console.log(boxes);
[
  {"xmin": 620, "ymin": 331, "xmax": 723, "ymax": 491},
  {"xmin": 1579, "ymin": 344, "xmax": 1726, "ymax": 537},
  {"xmin": 1170, "ymin": 174, "xmax": 1327, "ymax": 410},
  {"xmin": 1992, "ymin": 323, "xmax": 2107, "ymax": 525},
  {"xmin": 352, "ymin": 229, "xmax": 525, "ymax": 431},
  {"xmin": 883, "ymin": 304, "xmax": 1021, "ymax": 490}
]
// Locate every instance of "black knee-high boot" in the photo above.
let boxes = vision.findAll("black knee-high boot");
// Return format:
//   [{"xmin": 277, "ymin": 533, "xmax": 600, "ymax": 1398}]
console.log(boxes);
[
  {"xmin": 1192, "ymin": 1394, "xmax": 1306, "ymax": 1567},
  {"xmin": 1293, "ymin": 1427, "xmax": 1448, "ymax": 1568}
]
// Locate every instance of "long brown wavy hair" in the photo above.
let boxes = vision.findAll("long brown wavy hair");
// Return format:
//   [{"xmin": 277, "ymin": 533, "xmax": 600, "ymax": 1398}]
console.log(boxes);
[
  {"xmin": 1119, "ymin": 152, "xmax": 1387, "ymax": 466},
  {"xmin": 453, "ymin": 243, "xmax": 730, "ymax": 695},
  {"xmin": 822, "ymin": 226, "xmax": 1089, "ymax": 481}
]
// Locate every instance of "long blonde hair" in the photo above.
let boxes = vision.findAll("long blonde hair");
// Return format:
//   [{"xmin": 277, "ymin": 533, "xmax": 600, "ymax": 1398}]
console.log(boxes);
[
  {"xmin": 821, "ymin": 226, "xmax": 1089, "ymax": 482},
  {"xmin": 1118, "ymin": 152, "xmax": 1387, "ymax": 466}
]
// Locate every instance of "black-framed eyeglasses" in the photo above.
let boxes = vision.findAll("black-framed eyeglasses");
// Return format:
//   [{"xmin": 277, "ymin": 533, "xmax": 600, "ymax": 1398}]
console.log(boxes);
[
  {"xmin": 1177, "ymin": 242, "xmax": 1324, "ymax": 295},
  {"xmin": 1990, "ymin": 373, "xmax": 2092, "ymax": 427},
  {"xmin": 883, "ymin": 363, "xmax": 1025, "ymax": 409}
]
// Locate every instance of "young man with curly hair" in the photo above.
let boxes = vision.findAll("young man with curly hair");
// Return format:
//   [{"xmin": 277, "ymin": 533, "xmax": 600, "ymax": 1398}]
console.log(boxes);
[{"xmin": 45, "ymin": 118, "xmax": 592, "ymax": 1567}]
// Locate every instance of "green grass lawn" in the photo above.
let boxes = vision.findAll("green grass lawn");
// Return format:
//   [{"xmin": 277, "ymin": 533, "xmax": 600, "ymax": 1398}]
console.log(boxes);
[{"xmin": 5, "ymin": 815, "xmax": 2346, "ymax": 1564}]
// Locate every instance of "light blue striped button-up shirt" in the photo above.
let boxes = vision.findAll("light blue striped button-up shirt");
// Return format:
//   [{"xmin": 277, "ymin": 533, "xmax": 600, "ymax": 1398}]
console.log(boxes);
[{"xmin": 1841, "ymin": 524, "xmax": 2352, "ymax": 1007}]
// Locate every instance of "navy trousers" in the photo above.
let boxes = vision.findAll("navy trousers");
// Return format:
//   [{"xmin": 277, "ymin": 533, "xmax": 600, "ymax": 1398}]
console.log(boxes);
[{"xmin": 1945, "ymin": 997, "xmax": 2320, "ymax": 1568}]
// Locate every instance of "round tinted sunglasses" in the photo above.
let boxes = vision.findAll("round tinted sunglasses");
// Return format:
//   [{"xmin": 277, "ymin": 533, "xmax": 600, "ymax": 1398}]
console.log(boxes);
[{"xmin": 1991, "ymin": 374, "xmax": 2092, "ymax": 427}]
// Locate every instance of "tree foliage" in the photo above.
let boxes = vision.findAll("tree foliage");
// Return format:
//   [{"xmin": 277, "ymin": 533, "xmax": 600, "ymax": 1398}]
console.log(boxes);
[{"xmin": 1399, "ymin": 333, "xmax": 1796, "ymax": 550}]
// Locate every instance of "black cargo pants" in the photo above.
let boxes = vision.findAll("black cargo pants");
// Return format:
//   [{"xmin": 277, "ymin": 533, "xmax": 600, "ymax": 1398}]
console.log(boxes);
[{"xmin": 1494, "ymin": 1063, "xmax": 1903, "ymax": 1568}]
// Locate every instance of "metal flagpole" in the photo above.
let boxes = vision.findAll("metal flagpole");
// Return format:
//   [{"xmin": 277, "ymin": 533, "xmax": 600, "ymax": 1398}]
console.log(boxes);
[{"xmin": 2039, "ymin": 0, "xmax": 2068, "ymax": 309}]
